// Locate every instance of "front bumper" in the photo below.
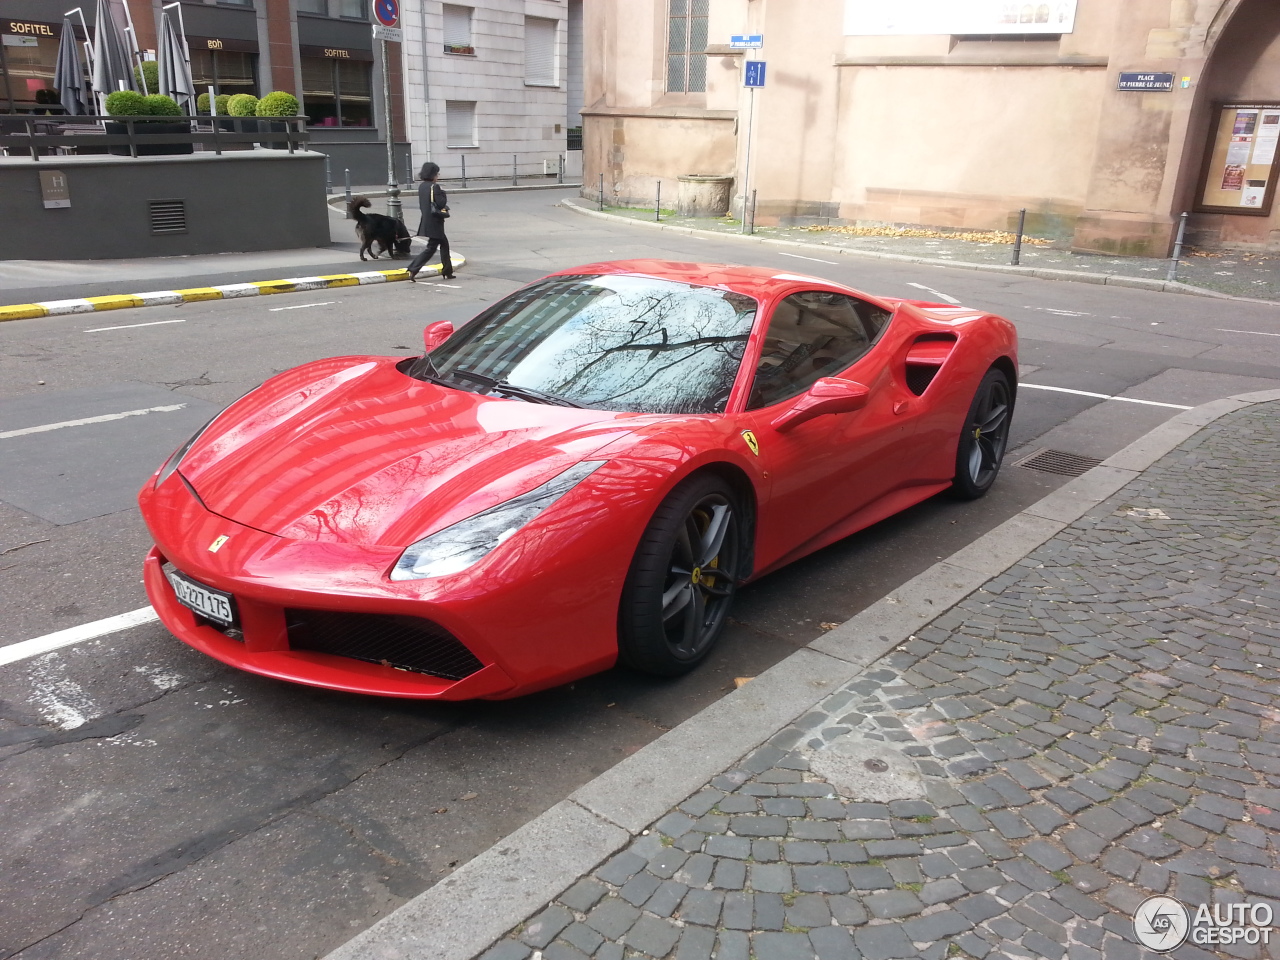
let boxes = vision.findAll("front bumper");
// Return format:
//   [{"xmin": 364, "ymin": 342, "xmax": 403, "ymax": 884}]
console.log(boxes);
[{"xmin": 139, "ymin": 474, "xmax": 627, "ymax": 700}]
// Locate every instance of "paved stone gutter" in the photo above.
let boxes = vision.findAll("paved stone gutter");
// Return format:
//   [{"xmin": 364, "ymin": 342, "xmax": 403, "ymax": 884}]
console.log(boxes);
[{"xmin": 468, "ymin": 403, "xmax": 1280, "ymax": 960}]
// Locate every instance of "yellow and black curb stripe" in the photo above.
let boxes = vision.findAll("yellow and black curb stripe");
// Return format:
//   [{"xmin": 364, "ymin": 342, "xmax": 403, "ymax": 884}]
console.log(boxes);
[{"xmin": 0, "ymin": 254, "xmax": 465, "ymax": 324}]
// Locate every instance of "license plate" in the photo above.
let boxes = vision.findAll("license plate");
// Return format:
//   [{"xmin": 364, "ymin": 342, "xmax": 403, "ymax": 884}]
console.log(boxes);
[{"xmin": 168, "ymin": 569, "xmax": 237, "ymax": 626}]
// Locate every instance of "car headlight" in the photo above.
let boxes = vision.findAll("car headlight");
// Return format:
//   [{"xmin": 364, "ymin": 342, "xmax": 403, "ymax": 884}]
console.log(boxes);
[{"xmin": 391, "ymin": 460, "xmax": 605, "ymax": 581}]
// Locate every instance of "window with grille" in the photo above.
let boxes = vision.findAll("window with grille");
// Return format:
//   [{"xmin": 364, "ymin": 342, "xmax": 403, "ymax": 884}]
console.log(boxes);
[
  {"xmin": 525, "ymin": 17, "xmax": 557, "ymax": 86},
  {"xmin": 667, "ymin": 0, "xmax": 708, "ymax": 93},
  {"xmin": 443, "ymin": 5, "xmax": 474, "ymax": 55},
  {"xmin": 445, "ymin": 100, "xmax": 477, "ymax": 147}
]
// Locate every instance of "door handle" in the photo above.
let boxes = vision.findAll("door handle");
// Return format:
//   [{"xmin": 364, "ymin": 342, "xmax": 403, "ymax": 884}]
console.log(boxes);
[{"xmin": 893, "ymin": 400, "xmax": 910, "ymax": 415}]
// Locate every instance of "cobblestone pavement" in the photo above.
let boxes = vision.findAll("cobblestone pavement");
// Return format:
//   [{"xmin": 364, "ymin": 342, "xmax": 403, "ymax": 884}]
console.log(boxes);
[
  {"xmin": 597, "ymin": 206, "xmax": 1280, "ymax": 301},
  {"xmin": 480, "ymin": 403, "xmax": 1280, "ymax": 960}
]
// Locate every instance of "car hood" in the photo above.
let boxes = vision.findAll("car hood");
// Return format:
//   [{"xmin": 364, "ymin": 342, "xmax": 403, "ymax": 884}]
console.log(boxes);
[{"xmin": 179, "ymin": 357, "xmax": 651, "ymax": 546}]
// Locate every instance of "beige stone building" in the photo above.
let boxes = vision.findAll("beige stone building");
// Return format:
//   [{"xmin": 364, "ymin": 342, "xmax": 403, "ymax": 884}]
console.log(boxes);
[{"xmin": 581, "ymin": 0, "xmax": 1280, "ymax": 255}]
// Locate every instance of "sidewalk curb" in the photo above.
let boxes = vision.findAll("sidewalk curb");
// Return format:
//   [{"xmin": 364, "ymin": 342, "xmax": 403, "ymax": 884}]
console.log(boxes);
[
  {"xmin": 0, "ymin": 255, "xmax": 465, "ymax": 324},
  {"xmin": 560, "ymin": 198, "xmax": 1280, "ymax": 307},
  {"xmin": 322, "ymin": 385, "xmax": 1280, "ymax": 960}
]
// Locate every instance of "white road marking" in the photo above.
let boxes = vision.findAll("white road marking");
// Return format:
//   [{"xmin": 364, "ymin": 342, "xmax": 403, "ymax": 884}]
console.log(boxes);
[
  {"xmin": 0, "ymin": 404, "xmax": 187, "ymax": 440},
  {"xmin": 0, "ymin": 607, "xmax": 158, "ymax": 667},
  {"xmin": 1218, "ymin": 328, "xmax": 1280, "ymax": 338},
  {"xmin": 778, "ymin": 252, "xmax": 838, "ymax": 265},
  {"xmin": 28, "ymin": 653, "xmax": 100, "ymax": 729},
  {"xmin": 1020, "ymin": 383, "xmax": 1192, "ymax": 409},
  {"xmin": 85, "ymin": 318, "xmax": 187, "ymax": 333},
  {"xmin": 269, "ymin": 301, "xmax": 337, "ymax": 312},
  {"xmin": 1025, "ymin": 305, "xmax": 1092, "ymax": 317},
  {"xmin": 907, "ymin": 282, "xmax": 961, "ymax": 304}
]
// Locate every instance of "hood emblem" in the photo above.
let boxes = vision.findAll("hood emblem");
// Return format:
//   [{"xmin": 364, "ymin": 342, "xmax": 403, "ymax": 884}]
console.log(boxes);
[
  {"xmin": 208, "ymin": 535, "xmax": 230, "ymax": 553},
  {"xmin": 741, "ymin": 430, "xmax": 760, "ymax": 457}
]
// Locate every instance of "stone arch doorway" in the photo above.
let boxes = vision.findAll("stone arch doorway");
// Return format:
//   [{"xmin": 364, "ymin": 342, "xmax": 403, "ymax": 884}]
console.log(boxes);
[{"xmin": 1186, "ymin": 0, "xmax": 1280, "ymax": 250}]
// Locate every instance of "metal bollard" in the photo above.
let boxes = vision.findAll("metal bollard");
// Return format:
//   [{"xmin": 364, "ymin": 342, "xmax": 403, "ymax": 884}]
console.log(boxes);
[
  {"xmin": 749, "ymin": 189, "xmax": 757, "ymax": 235},
  {"xmin": 324, "ymin": 154, "xmax": 331, "ymax": 194},
  {"xmin": 513, "ymin": 154, "xmax": 518, "ymax": 187},
  {"xmin": 599, "ymin": 173, "xmax": 605, "ymax": 212},
  {"xmin": 461, "ymin": 155, "xmax": 467, "ymax": 189},
  {"xmin": 656, "ymin": 181, "xmax": 661, "ymax": 222},
  {"xmin": 344, "ymin": 168, "xmax": 352, "ymax": 218},
  {"xmin": 1166, "ymin": 211, "xmax": 1189, "ymax": 282},
  {"xmin": 1011, "ymin": 208, "xmax": 1027, "ymax": 266},
  {"xmin": 558, "ymin": 153, "xmax": 565, "ymax": 185}
]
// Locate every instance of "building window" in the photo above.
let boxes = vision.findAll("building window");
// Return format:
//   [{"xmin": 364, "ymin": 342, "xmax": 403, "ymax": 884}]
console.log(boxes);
[
  {"xmin": 338, "ymin": 0, "xmax": 367, "ymax": 19},
  {"xmin": 443, "ymin": 5, "xmax": 474, "ymax": 55},
  {"xmin": 445, "ymin": 100, "xmax": 477, "ymax": 147},
  {"xmin": 525, "ymin": 17, "xmax": 557, "ymax": 86},
  {"xmin": 189, "ymin": 49, "xmax": 257, "ymax": 100},
  {"xmin": 296, "ymin": 0, "xmax": 327, "ymax": 13},
  {"xmin": 666, "ymin": 0, "xmax": 708, "ymax": 93},
  {"xmin": 301, "ymin": 56, "xmax": 373, "ymax": 126}
]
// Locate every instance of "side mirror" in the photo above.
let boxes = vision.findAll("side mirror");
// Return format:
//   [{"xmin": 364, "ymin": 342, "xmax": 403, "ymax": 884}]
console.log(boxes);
[
  {"xmin": 771, "ymin": 377, "xmax": 870, "ymax": 432},
  {"xmin": 422, "ymin": 321, "xmax": 454, "ymax": 353}
]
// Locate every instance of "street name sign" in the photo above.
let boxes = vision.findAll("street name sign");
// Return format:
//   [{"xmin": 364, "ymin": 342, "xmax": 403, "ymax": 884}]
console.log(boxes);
[
  {"xmin": 730, "ymin": 35, "xmax": 763, "ymax": 48},
  {"xmin": 1117, "ymin": 72, "xmax": 1174, "ymax": 91}
]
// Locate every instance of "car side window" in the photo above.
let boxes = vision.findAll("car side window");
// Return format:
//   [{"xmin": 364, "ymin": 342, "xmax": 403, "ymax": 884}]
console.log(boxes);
[{"xmin": 747, "ymin": 291, "xmax": 892, "ymax": 409}]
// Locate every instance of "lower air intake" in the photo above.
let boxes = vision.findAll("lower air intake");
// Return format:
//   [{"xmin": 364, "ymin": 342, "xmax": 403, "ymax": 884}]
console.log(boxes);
[{"xmin": 286, "ymin": 610, "xmax": 483, "ymax": 681}]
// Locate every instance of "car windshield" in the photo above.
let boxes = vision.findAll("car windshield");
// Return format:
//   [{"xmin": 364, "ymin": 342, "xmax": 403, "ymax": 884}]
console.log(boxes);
[{"xmin": 407, "ymin": 275, "xmax": 758, "ymax": 414}]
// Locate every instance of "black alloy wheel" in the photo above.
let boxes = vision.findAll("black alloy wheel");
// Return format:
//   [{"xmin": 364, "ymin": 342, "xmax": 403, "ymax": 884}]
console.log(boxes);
[
  {"xmin": 618, "ymin": 475, "xmax": 743, "ymax": 676},
  {"xmin": 951, "ymin": 367, "xmax": 1013, "ymax": 500}
]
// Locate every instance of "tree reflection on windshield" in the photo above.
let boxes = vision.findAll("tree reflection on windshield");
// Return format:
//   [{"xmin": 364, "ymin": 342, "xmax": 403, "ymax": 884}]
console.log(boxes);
[{"xmin": 416, "ymin": 275, "xmax": 758, "ymax": 414}]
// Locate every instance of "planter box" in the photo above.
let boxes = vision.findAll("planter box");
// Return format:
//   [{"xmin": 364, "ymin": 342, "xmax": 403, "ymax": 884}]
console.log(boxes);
[{"xmin": 105, "ymin": 120, "xmax": 194, "ymax": 157}]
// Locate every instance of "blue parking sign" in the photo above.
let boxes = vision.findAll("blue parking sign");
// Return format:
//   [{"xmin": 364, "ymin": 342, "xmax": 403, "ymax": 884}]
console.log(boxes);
[{"xmin": 744, "ymin": 61, "xmax": 766, "ymax": 88}]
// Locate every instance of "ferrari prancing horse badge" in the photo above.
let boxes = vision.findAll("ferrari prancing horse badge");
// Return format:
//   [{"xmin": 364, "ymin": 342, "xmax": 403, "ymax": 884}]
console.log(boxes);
[
  {"xmin": 741, "ymin": 430, "xmax": 760, "ymax": 457},
  {"xmin": 208, "ymin": 536, "xmax": 230, "ymax": 553}
]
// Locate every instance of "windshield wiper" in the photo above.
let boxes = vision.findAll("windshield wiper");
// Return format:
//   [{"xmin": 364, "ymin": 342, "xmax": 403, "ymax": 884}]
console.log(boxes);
[{"xmin": 449, "ymin": 368, "xmax": 584, "ymax": 408}]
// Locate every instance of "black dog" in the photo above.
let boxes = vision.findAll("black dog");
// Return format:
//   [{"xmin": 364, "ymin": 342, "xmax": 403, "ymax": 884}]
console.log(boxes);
[{"xmin": 348, "ymin": 196, "xmax": 412, "ymax": 261}]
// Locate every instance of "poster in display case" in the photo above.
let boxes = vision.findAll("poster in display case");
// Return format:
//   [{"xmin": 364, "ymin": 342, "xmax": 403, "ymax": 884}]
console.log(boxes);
[{"xmin": 1198, "ymin": 104, "xmax": 1280, "ymax": 216}]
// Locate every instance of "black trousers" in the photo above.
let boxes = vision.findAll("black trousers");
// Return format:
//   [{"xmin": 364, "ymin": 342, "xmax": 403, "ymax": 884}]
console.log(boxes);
[{"xmin": 408, "ymin": 236, "xmax": 453, "ymax": 277}]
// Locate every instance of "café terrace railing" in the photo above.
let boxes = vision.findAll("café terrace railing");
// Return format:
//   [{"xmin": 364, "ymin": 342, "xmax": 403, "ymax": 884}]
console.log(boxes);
[{"xmin": 0, "ymin": 114, "xmax": 310, "ymax": 161}]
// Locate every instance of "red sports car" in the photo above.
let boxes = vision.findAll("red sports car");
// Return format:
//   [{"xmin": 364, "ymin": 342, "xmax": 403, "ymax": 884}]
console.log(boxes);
[{"xmin": 139, "ymin": 260, "xmax": 1017, "ymax": 700}]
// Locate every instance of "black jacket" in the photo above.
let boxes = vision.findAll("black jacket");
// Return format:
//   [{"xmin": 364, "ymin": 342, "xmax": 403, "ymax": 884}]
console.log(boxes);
[{"xmin": 415, "ymin": 181, "xmax": 449, "ymax": 240}]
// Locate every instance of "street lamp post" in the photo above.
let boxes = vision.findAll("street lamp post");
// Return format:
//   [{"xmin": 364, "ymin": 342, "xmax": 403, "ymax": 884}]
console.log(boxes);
[{"xmin": 372, "ymin": 0, "xmax": 403, "ymax": 221}]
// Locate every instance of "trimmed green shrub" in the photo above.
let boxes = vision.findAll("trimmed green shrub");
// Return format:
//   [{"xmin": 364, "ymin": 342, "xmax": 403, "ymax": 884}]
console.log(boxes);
[
  {"xmin": 198, "ymin": 93, "xmax": 234, "ymax": 115},
  {"xmin": 197, "ymin": 91, "xmax": 210, "ymax": 113},
  {"xmin": 134, "ymin": 60, "xmax": 159, "ymax": 94},
  {"xmin": 256, "ymin": 91, "xmax": 299, "ymax": 117},
  {"xmin": 104, "ymin": 89, "xmax": 147, "ymax": 116},
  {"xmin": 227, "ymin": 93, "xmax": 259, "ymax": 117},
  {"xmin": 143, "ymin": 94, "xmax": 182, "ymax": 117}
]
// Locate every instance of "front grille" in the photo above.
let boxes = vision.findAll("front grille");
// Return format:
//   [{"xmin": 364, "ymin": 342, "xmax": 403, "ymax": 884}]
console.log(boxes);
[
  {"xmin": 1015, "ymin": 448, "xmax": 1103, "ymax": 477},
  {"xmin": 285, "ymin": 609, "xmax": 483, "ymax": 681}
]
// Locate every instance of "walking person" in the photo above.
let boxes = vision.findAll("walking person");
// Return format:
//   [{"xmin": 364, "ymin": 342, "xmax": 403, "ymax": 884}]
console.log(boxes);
[{"xmin": 407, "ymin": 162, "xmax": 455, "ymax": 281}]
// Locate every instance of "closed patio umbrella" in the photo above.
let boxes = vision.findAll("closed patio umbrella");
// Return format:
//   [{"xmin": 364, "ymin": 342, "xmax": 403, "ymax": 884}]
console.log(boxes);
[
  {"xmin": 54, "ymin": 18, "xmax": 89, "ymax": 115},
  {"xmin": 90, "ymin": 0, "xmax": 136, "ymax": 113},
  {"xmin": 157, "ymin": 9, "xmax": 195, "ymax": 114}
]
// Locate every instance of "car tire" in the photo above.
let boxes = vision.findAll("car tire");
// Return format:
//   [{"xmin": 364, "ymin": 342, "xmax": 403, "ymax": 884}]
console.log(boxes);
[
  {"xmin": 617, "ymin": 474, "xmax": 743, "ymax": 677},
  {"xmin": 951, "ymin": 367, "xmax": 1014, "ymax": 500}
]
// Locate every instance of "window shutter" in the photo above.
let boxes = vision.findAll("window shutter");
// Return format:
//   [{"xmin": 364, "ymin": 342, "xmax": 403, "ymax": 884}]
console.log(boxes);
[
  {"xmin": 445, "ymin": 100, "xmax": 476, "ymax": 147},
  {"xmin": 443, "ymin": 5, "xmax": 473, "ymax": 47},
  {"xmin": 525, "ymin": 17, "xmax": 556, "ymax": 85}
]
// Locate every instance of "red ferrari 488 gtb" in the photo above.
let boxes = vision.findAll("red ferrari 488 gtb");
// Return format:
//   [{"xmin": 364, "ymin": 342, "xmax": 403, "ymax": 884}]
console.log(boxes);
[{"xmin": 139, "ymin": 261, "xmax": 1017, "ymax": 699}]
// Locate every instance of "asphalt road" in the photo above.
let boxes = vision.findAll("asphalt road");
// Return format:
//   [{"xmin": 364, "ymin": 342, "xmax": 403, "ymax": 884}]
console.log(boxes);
[{"xmin": 1, "ymin": 188, "xmax": 1279, "ymax": 960}]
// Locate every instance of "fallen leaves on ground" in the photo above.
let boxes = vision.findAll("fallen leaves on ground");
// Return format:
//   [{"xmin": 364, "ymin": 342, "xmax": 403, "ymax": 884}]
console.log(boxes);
[{"xmin": 802, "ymin": 225, "xmax": 1054, "ymax": 245}]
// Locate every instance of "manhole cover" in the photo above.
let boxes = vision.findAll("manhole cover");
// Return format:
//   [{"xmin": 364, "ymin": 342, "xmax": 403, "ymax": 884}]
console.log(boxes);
[
  {"xmin": 863, "ymin": 759, "xmax": 889, "ymax": 773},
  {"xmin": 1015, "ymin": 448, "xmax": 1103, "ymax": 477}
]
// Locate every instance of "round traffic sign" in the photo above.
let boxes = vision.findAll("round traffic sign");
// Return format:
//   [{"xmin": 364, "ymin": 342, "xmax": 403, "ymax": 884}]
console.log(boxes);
[{"xmin": 374, "ymin": 0, "xmax": 399, "ymax": 27}]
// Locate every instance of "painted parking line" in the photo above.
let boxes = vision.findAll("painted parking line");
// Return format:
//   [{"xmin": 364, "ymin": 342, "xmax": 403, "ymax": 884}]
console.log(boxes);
[
  {"xmin": 0, "ymin": 254, "xmax": 465, "ymax": 324},
  {"xmin": 1020, "ymin": 382, "xmax": 1192, "ymax": 409},
  {"xmin": 0, "ymin": 403, "xmax": 188, "ymax": 440},
  {"xmin": 778, "ymin": 252, "xmax": 838, "ymax": 265},
  {"xmin": 907, "ymin": 282, "xmax": 961, "ymax": 304},
  {"xmin": 0, "ymin": 607, "xmax": 158, "ymax": 667},
  {"xmin": 269, "ymin": 301, "xmax": 337, "ymax": 312},
  {"xmin": 1218, "ymin": 328, "xmax": 1280, "ymax": 337},
  {"xmin": 85, "ymin": 318, "xmax": 188, "ymax": 333}
]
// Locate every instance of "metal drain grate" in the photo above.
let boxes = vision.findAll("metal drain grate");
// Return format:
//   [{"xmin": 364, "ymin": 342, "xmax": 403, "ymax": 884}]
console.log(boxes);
[
  {"xmin": 149, "ymin": 199, "xmax": 187, "ymax": 235},
  {"xmin": 1015, "ymin": 448, "xmax": 1103, "ymax": 477}
]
